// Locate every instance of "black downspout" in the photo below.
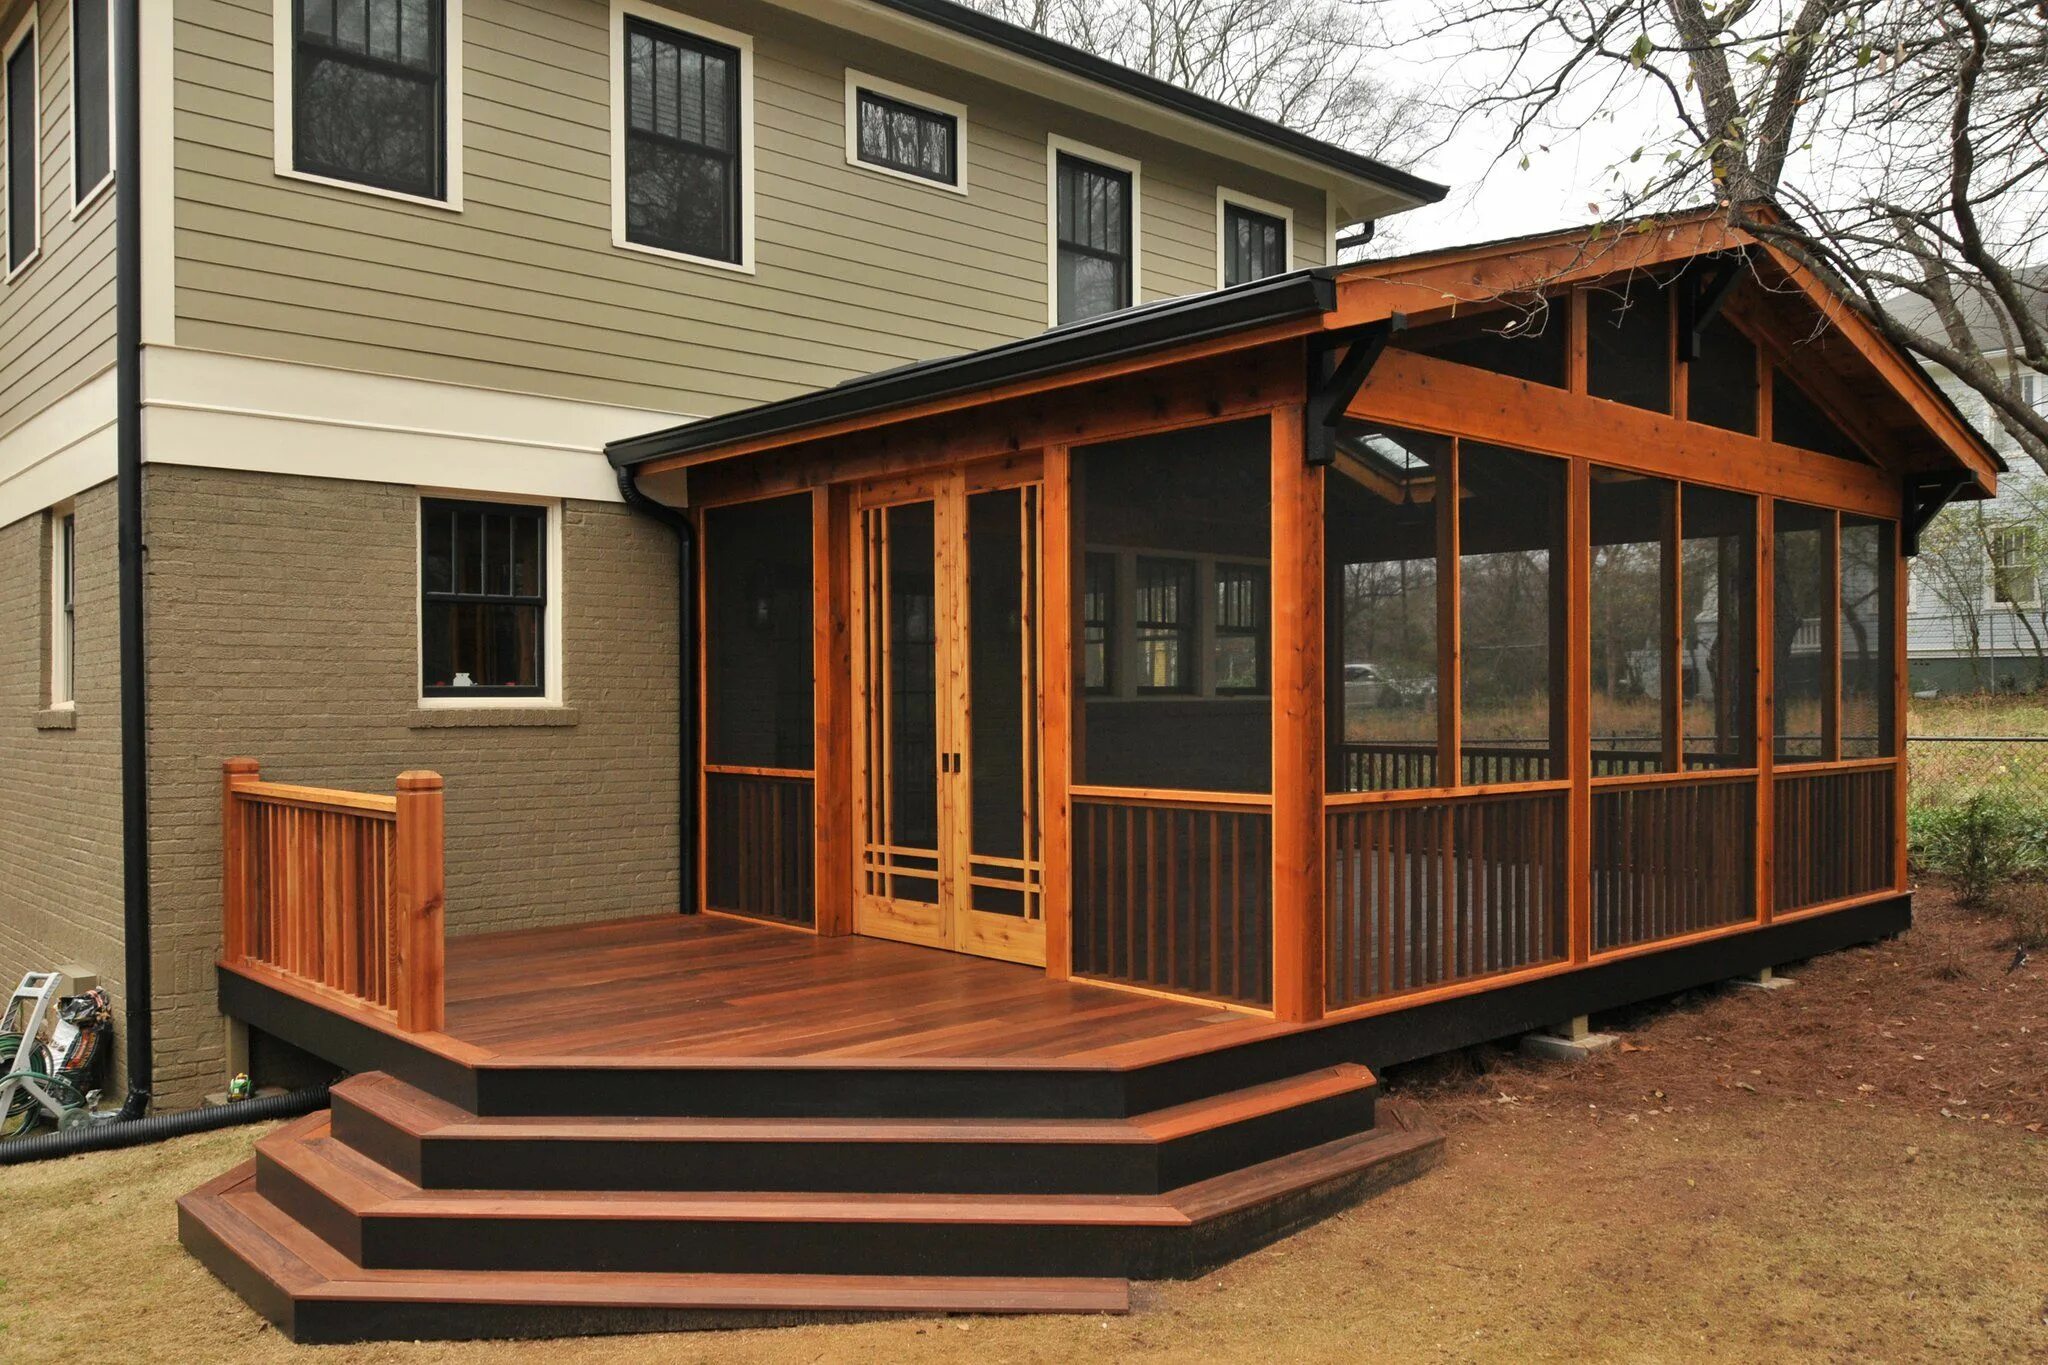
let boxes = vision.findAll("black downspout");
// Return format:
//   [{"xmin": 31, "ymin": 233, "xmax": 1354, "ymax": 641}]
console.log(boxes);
[
  {"xmin": 616, "ymin": 469, "xmax": 698, "ymax": 913},
  {"xmin": 113, "ymin": 0, "xmax": 151, "ymax": 1120}
]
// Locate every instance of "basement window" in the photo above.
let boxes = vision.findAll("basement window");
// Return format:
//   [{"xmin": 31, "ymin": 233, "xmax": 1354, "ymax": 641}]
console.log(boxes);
[{"xmin": 420, "ymin": 498, "xmax": 551, "ymax": 699}]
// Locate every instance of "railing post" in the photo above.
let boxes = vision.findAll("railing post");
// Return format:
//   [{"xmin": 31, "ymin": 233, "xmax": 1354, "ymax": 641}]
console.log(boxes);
[
  {"xmin": 221, "ymin": 757, "xmax": 262, "ymax": 964},
  {"xmin": 394, "ymin": 771, "xmax": 447, "ymax": 1032}
]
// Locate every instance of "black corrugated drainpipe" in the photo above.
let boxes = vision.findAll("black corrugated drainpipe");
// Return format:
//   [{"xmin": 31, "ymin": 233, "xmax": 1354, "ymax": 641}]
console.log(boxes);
[
  {"xmin": 616, "ymin": 468, "xmax": 698, "ymax": 913},
  {"xmin": 113, "ymin": 0, "xmax": 152, "ymax": 1120}
]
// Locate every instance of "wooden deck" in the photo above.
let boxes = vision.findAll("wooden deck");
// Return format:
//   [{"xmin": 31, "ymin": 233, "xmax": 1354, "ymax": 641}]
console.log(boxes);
[{"xmin": 440, "ymin": 913, "xmax": 1289, "ymax": 1067}]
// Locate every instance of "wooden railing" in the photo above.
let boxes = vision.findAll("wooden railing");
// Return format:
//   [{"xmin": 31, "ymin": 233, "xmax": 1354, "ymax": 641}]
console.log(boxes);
[
  {"xmin": 705, "ymin": 769, "xmax": 817, "ymax": 927},
  {"xmin": 1590, "ymin": 775, "xmax": 1755, "ymax": 952},
  {"xmin": 1071, "ymin": 793, "xmax": 1274, "ymax": 1008},
  {"xmin": 1773, "ymin": 764, "xmax": 1896, "ymax": 914},
  {"xmin": 220, "ymin": 758, "xmax": 446, "ymax": 1032}
]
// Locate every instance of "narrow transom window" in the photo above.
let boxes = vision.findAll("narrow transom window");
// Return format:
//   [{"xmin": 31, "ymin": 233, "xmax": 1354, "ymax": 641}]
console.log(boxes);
[
  {"xmin": 854, "ymin": 87, "xmax": 955, "ymax": 185},
  {"xmin": 1213, "ymin": 562, "xmax": 1267, "ymax": 694},
  {"xmin": 1222, "ymin": 202, "xmax": 1286, "ymax": 287},
  {"xmin": 624, "ymin": 16, "xmax": 741, "ymax": 263},
  {"xmin": 421, "ymin": 499, "xmax": 547, "ymax": 697},
  {"xmin": 1055, "ymin": 152, "xmax": 1131, "ymax": 325},
  {"xmin": 1133, "ymin": 555, "xmax": 1194, "ymax": 693},
  {"xmin": 7, "ymin": 21, "xmax": 37, "ymax": 273},
  {"xmin": 293, "ymin": 0, "xmax": 446, "ymax": 200},
  {"xmin": 1082, "ymin": 551, "xmax": 1115, "ymax": 695},
  {"xmin": 72, "ymin": 0, "xmax": 109, "ymax": 199}
]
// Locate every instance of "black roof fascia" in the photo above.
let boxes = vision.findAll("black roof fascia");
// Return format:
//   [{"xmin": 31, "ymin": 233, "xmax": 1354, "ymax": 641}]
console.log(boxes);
[
  {"xmin": 856, "ymin": 0, "xmax": 1446, "ymax": 206},
  {"xmin": 608, "ymin": 268, "xmax": 1341, "ymax": 469}
]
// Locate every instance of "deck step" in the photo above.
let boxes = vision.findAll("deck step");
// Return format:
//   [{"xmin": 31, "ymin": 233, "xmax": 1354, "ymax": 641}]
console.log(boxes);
[
  {"xmin": 179, "ymin": 1165, "xmax": 1129, "ymax": 1345},
  {"xmin": 330, "ymin": 1064, "xmax": 1379, "ymax": 1194},
  {"xmin": 252, "ymin": 1101, "xmax": 1443, "ymax": 1280}
]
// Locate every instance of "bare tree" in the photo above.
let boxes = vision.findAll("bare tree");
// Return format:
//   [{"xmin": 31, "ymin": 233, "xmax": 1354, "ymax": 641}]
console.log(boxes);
[
  {"xmin": 1378, "ymin": 0, "xmax": 2048, "ymax": 471},
  {"xmin": 960, "ymin": 0, "xmax": 1432, "ymax": 160}
]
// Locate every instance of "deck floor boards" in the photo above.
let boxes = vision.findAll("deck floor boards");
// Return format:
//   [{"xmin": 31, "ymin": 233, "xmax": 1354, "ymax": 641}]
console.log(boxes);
[{"xmin": 441, "ymin": 913, "xmax": 1284, "ymax": 1066}]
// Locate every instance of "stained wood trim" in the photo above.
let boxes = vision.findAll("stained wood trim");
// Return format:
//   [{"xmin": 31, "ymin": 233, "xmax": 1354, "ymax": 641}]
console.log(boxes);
[
  {"xmin": 1319, "ymin": 955, "xmax": 1584, "ymax": 1024},
  {"xmin": 695, "ymin": 506, "xmax": 711, "ymax": 916},
  {"xmin": 1041, "ymin": 444, "xmax": 1076, "ymax": 981},
  {"xmin": 813, "ymin": 483, "xmax": 854, "ymax": 936},
  {"xmin": 1322, "ymin": 779, "xmax": 1572, "ymax": 808},
  {"xmin": 1756, "ymin": 496, "xmax": 1776, "ymax": 925},
  {"xmin": 1566, "ymin": 458, "xmax": 1592, "ymax": 964},
  {"xmin": 1591, "ymin": 767, "xmax": 1759, "ymax": 790},
  {"xmin": 1068, "ymin": 971, "xmax": 1279, "ymax": 1020},
  {"xmin": 1438, "ymin": 437, "xmax": 1462, "ymax": 784},
  {"xmin": 1823, "ymin": 510, "xmax": 1843, "ymax": 762},
  {"xmin": 1068, "ymin": 784, "xmax": 1274, "ymax": 810},
  {"xmin": 1770, "ymin": 755, "xmax": 1899, "ymax": 777},
  {"xmin": 1765, "ymin": 885, "xmax": 1907, "ymax": 925},
  {"xmin": 1587, "ymin": 915, "xmax": 1758, "ymax": 967},
  {"xmin": 1350, "ymin": 349, "xmax": 1900, "ymax": 518},
  {"xmin": 703, "ymin": 764, "xmax": 815, "ymax": 780},
  {"xmin": 236, "ymin": 781, "xmax": 398, "ymax": 816},
  {"xmin": 1270, "ymin": 406, "xmax": 1322, "ymax": 1023},
  {"xmin": 1891, "ymin": 547, "xmax": 1910, "ymax": 891}
]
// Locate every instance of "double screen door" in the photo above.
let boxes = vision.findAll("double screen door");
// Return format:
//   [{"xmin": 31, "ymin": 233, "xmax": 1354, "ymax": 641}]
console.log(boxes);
[{"xmin": 851, "ymin": 463, "xmax": 1046, "ymax": 965}]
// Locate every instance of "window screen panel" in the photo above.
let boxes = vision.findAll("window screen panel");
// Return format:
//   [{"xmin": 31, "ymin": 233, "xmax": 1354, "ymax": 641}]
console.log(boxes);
[
  {"xmin": 1771, "ymin": 370, "xmax": 1868, "ymax": 463},
  {"xmin": 625, "ymin": 17, "xmax": 742, "ymax": 262},
  {"xmin": 1326, "ymin": 422, "xmax": 1447, "ymax": 792},
  {"xmin": 1680, "ymin": 485, "xmax": 1757, "ymax": 769},
  {"xmin": 1772, "ymin": 501, "xmax": 1831, "ymax": 762},
  {"xmin": 704, "ymin": 495, "xmax": 815, "ymax": 769},
  {"xmin": 1056, "ymin": 153, "xmax": 1131, "ymax": 324},
  {"xmin": 295, "ymin": 0, "xmax": 445, "ymax": 199},
  {"xmin": 421, "ymin": 499, "xmax": 546, "ymax": 696},
  {"xmin": 1075, "ymin": 418, "xmax": 1271, "ymax": 793},
  {"xmin": 1840, "ymin": 516, "xmax": 1894, "ymax": 758},
  {"xmin": 1687, "ymin": 314, "xmax": 1758, "ymax": 434},
  {"xmin": 1403, "ymin": 309, "xmax": 1570, "ymax": 388},
  {"xmin": 1589, "ymin": 469, "xmax": 1676, "ymax": 775},
  {"xmin": 1222, "ymin": 202, "xmax": 1286, "ymax": 287},
  {"xmin": 855, "ymin": 88, "xmax": 956, "ymax": 184},
  {"xmin": 73, "ymin": 0, "xmax": 109, "ymax": 195},
  {"xmin": 7, "ymin": 30, "xmax": 35, "ymax": 270},
  {"xmin": 1460, "ymin": 442, "xmax": 1567, "ymax": 783},
  {"xmin": 1586, "ymin": 283, "xmax": 1673, "ymax": 413}
]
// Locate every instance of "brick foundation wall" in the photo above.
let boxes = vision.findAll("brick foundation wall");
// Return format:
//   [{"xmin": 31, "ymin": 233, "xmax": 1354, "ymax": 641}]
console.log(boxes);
[
  {"xmin": 142, "ymin": 466, "xmax": 681, "ymax": 1108},
  {"xmin": 0, "ymin": 482, "xmax": 129, "ymax": 1094}
]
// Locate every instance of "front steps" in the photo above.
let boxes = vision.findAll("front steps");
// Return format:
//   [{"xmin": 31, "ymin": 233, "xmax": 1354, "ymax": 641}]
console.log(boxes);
[{"xmin": 181, "ymin": 1066, "xmax": 1442, "ymax": 1343}]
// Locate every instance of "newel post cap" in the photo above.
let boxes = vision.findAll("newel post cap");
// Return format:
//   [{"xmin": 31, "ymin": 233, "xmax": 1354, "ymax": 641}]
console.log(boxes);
[
  {"xmin": 396, "ymin": 771, "xmax": 445, "ymax": 792},
  {"xmin": 223, "ymin": 756, "xmax": 261, "ymax": 777}
]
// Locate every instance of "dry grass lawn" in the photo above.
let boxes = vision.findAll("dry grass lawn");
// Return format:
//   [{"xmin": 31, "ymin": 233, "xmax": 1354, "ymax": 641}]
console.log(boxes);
[{"xmin": 1, "ymin": 887, "xmax": 2043, "ymax": 1363}]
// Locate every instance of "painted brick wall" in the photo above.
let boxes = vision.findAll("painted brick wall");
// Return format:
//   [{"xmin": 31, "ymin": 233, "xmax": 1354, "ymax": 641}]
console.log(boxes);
[
  {"xmin": 142, "ymin": 466, "xmax": 680, "ymax": 1108},
  {"xmin": 0, "ymin": 482, "xmax": 128, "ymax": 1092}
]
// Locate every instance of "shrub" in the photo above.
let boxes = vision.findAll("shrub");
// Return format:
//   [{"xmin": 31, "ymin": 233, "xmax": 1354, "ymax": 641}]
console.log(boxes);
[
  {"xmin": 1908, "ymin": 793, "xmax": 2047, "ymax": 905},
  {"xmin": 2000, "ymin": 884, "xmax": 2048, "ymax": 951}
]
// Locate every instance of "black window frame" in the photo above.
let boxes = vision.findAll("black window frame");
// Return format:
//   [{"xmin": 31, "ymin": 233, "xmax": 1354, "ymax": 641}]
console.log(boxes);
[
  {"xmin": 1082, "ymin": 550, "xmax": 1116, "ymax": 696},
  {"xmin": 6, "ymin": 20, "xmax": 37, "ymax": 275},
  {"xmin": 71, "ymin": 0, "xmax": 109, "ymax": 202},
  {"xmin": 622, "ymin": 15, "xmax": 744, "ymax": 265},
  {"xmin": 1211, "ymin": 559, "xmax": 1269, "ymax": 695},
  {"xmin": 1133, "ymin": 554, "xmax": 1195, "ymax": 695},
  {"xmin": 852, "ymin": 85, "xmax": 958, "ymax": 187},
  {"xmin": 1055, "ymin": 150, "xmax": 1132, "ymax": 325},
  {"xmin": 1221, "ymin": 200, "xmax": 1287, "ymax": 288},
  {"xmin": 420, "ymin": 498, "xmax": 549, "ymax": 700},
  {"xmin": 291, "ymin": 0, "xmax": 448, "ymax": 201},
  {"xmin": 57, "ymin": 510, "xmax": 74, "ymax": 703}
]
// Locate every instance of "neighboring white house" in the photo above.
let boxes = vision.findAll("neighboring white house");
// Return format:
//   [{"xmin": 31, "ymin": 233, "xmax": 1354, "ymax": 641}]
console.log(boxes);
[{"xmin": 1896, "ymin": 274, "xmax": 2048, "ymax": 693}]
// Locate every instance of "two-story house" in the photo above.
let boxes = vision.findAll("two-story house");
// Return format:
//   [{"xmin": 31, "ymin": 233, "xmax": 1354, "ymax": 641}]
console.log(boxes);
[{"xmin": 0, "ymin": 0, "xmax": 1439, "ymax": 1114}]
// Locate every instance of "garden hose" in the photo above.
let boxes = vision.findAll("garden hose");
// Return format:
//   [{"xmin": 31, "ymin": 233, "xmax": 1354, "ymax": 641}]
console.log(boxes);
[{"xmin": 0, "ymin": 1031, "xmax": 85, "ymax": 1138}]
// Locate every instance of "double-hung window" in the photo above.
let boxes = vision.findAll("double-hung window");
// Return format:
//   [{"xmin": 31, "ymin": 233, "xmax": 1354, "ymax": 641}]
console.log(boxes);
[
  {"xmin": 71, "ymin": 0, "xmax": 110, "ymax": 202},
  {"xmin": 1991, "ymin": 524, "xmax": 2039, "ymax": 607},
  {"xmin": 1221, "ymin": 200, "xmax": 1287, "ymax": 287},
  {"xmin": 6, "ymin": 13, "xmax": 38, "ymax": 276},
  {"xmin": 291, "ymin": 0, "xmax": 448, "ymax": 201},
  {"xmin": 1082, "ymin": 551, "xmax": 1116, "ymax": 695},
  {"xmin": 622, "ymin": 15, "xmax": 742, "ymax": 265},
  {"xmin": 1134, "ymin": 555, "xmax": 1195, "ymax": 694},
  {"xmin": 1054, "ymin": 149, "xmax": 1133, "ymax": 325},
  {"xmin": 421, "ymin": 499, "xmax": 549, "ymax": 698},
  {"xmin": 1213, "ymin": 562, "xmax": 1267, "ymax": 694}
]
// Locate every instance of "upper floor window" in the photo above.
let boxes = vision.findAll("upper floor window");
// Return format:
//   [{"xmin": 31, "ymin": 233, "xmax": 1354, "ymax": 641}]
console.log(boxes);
[
  {"xmin": 622, "ymin": 14, "xmax": 743, "ymax": 266},
  {"xmin": 420, "ymin": 497, "xmax": 550, "ymax": 699},
  {"xmin": 291, "ymin": 0, "xmax": 448, "ymax": 202},
  {"xmin": 1992, "ymin": 524, "xmax": 2038, "ymax": 607},
  {"xmin": 6, "ymin": 12, "xmax": 38, "ymax": 277},
  {"xmin": 71, "ymin": 0, "xmax": 109, "ymax": 202},
  {"xmin": 1220, "ymin": 198, "xmax": 1288, "ymax": 287},
  {"xmin": 1053, "ymin": 145, "xmax": 1135, "ymax": 325},
  {"xmin": 849, "ymin": 77, "xmax": 960, "ymax": 189}
]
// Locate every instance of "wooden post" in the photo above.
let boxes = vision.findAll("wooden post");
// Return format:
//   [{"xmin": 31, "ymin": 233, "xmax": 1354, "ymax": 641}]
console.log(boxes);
[
  {"xmin": 1823, "ymin": 511, "xmax": 1842, "ymax": 762},
  {"xmin": 1892, "ymin": 530, "xmax": 1910, "ymax": 892},
  {"xmin": 1757, "ymin": 498, "xmax": 1776, "ymax": 922},
  {"xmin": 1271, "ymin": 406, "xmax": 1325, "ymax": 1022},
  {"xmin": 1041, "ymin": 445, "xmax": 1075, "ymax": 981},
  {"xmin": 813, "ymin": 484, "xmax": 855, "ymax": 936},
  {"xmin": 1566, "ymin": 462, "xmax": 1592, "ymax": 963},
  {"xmin": 394, "ymin": 771, "xmax": 447, "ymax": 1033},
  {"xmin": 220, "ymin": 757, "xmax": 261, "ymax": 965}
]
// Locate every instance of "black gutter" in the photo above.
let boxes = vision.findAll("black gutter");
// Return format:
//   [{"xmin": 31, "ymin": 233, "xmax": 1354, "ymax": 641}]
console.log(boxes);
[
  {"xmin": 615, "ymin": 469, "xmax": 699, "ymax": 914},
  {"xmin": 113, "ymin": 0, "xmax": 151, "ymax": 1121},
  {"xmin": 609, "ymin": 268, "xmax": 1341, "ymax": 469},
  {"xmin": 858, "ymin": 0, "xmax": 1447, "ymax": 207}
]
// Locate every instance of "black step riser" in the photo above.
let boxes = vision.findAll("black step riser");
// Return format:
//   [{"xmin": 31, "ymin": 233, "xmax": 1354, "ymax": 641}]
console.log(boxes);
[
  {"xmin": 255, "ymin": 1150, "xmax": 364, "ymax": 1265},
  {"xmin": 330, "ymin": 1086, "xmax": 1376, "ymax": 1196}
]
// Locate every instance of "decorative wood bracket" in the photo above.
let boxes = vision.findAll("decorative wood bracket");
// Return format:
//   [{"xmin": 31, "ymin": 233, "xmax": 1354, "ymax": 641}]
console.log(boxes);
[
  {"xmin": 1305, "ymin": 316, "xmax": 1405, "ymax": 467},
  {"xmin": 1901, "ymin": 471, "xmax": 1976, "ymax": 556},
  {"xmin": 1677, "ymin": 253, "xmax": 1746, "ymax": 362}
]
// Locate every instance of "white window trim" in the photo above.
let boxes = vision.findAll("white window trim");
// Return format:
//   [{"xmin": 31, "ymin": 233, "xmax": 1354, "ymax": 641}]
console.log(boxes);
[
  {"xmin": 1214, "ymin": 187, "xmax": 1293, "ymax": 290},
  {"xmin": 1046, "ymin": 135, "xmax": 1141, "ymax": 329},
  {"xmin": 415, "ymin": 490, "xmax": 566, "ymax": 709},
  {"xmin": 843, "ymin": 68, "xmax": 967, "ymax": 196},
  {"xmin": 272, "ymin": 0, "xmax": 465, "ymax": 212},
  {"xmin": 609, "ymin": 0, "xmax": 756, "ymax": 275},
  {"xmin": 49, "ymin": 502, "xmax": 75, "ymax": 709},
  {"xmin": 1986, "ymin": 524, "xmax": 2040, "ymax": 611},
  {"xmin": 69, "ymin": 0, "xmax": 113, "ymax": 215},
  {"xmin": 4, "ymin": 6, "xmax": 42, "ymax": 284}
]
